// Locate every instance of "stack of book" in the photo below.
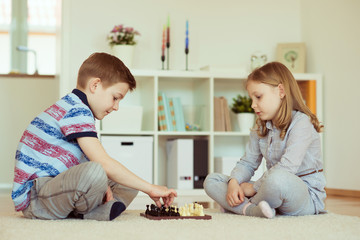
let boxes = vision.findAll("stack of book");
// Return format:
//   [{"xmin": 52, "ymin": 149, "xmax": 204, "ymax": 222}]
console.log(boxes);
[
  {"xmin": 158, "ymin": 92, "xmax": 186, "ymax": 131},
  {"xmin": 214, "ymin": 96, "xmax": 232, "ymax": 132}
]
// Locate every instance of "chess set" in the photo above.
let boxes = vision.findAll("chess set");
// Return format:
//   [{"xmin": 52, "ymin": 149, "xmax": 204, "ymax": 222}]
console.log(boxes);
[{"xmin": 140, "ymin": 202, "xmax": 212, "ymax": 220}]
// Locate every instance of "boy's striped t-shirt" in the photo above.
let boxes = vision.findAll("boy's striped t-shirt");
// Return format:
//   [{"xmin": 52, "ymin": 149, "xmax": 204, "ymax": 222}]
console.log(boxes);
[{"xmin": 12, "ymin": 89, "xmax": 97, "ymax": 211}]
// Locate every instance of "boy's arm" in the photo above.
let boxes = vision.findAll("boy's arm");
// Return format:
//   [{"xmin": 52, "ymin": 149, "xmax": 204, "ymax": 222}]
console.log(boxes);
[{"xmin": 77, "ymin": 136, "xmax": 177, "ymax": 206}]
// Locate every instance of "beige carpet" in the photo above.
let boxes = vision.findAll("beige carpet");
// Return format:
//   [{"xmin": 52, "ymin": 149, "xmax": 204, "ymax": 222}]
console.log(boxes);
[{"xmin": 1, "ymin": 209, "xmax": 360, "ymax": 240}]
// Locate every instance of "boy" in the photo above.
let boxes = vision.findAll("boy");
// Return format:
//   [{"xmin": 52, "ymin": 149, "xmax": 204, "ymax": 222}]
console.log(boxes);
[{"xmin": 12, "ymin": 52, "xmax": 177, "ymax": 221}]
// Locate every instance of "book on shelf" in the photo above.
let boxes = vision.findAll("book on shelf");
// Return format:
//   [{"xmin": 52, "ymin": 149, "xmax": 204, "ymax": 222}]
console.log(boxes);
[
  {"xmin": 158, "ymin": 92, "xmax": 186, "ymax": 132},
  {"xmin": 172, "ymin": 97, "xmax": 186, "ymax": 132},
  {"xmin": 214, "ymin": 96, "xmax": 232, "ymax": 131},
  {"xmin": 168, "ymin": 98, "xmax": 177, "ymax": 131},
  {"xmin": 158, "ymin": 93, "xmax": 166, "ymax": 131},
  {"xmin": 158, "ymin": 92, "xmax": 172, "ymax": 131},
  {"xmin": 214, "ymin": 97, "xmax": 225, "ymax": 131},
  {"xmin": 221, "ymin": 97, "xmax": 232, "ymax": 131}
]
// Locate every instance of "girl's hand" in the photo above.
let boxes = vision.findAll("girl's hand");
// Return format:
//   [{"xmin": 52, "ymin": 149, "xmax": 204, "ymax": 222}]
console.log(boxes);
[
  {"xmin": 148, "ymin": 184, "xmax": 177, "ymax": 207},
  {"xmin": 103, "ymin": 186, "xmax": 114, "ymax": 203},
  {"xmin": 226, "ymin": 179, "xmax": 245, "ymax": 207},
  {"xmin": 240, "ymin": 182, "xmax": 256, "ymax": 197}
]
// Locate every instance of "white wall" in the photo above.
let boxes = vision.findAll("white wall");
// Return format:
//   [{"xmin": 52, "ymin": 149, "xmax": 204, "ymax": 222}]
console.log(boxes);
[
  {"xmin": 0, "ymin": 77, "xmax": 59, "ymax": 189},
  {"xmin": 2, "ymin": 0, "xmax": 359, "ymax": 192},
  {"xmin": 59, "ymin": 0, "xmax": 301, "ymax": 95},
  {"xmin": 60, "ymin": 0, "xmax": 359, "ymax": 191},
  {"xmin": 301, "ymin": 0, "xmax": 360, "ymax": 190}
]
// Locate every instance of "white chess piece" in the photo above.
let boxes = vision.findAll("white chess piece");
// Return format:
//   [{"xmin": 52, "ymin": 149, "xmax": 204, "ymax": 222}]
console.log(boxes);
[
  {"xmin": 178, "ymin": 202, "xmax": 205, "ymax": 216},
  {"xmin": 189, "ymin": 203, "xmax": 194, "ymax": 215},
  {"xmin": 194, "ymin": 204, "xmax": 199, "ymax": 216},
  {"xmin": 199, "ymin": 205, "xmax": 205, "ymax": 216}
]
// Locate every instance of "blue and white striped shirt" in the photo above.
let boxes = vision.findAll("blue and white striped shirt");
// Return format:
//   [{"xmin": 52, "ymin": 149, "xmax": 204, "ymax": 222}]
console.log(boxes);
[
  {"xmin": 230, "ymin": 111, "xmax": 326, "ymax": 213},
  {"xmin": 12, "ymin": 89, "xmax": 97, "ymax": 211}
]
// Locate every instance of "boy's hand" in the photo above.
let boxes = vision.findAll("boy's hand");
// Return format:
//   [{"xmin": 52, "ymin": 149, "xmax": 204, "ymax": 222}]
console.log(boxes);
[
  {"xmin": 103, "ymin": 186, "xmax": 114, "ymax": 203},
  {"xmin": 226, "ymin": 178, "xmax": 245, "ymax": 207},
  {"xmin": 148, "ymin": 185, "xmax": 177, "ymax": 208},
  {"xmin": 240, "ymin": 182, "xmax": 256, "ymax": 197}
]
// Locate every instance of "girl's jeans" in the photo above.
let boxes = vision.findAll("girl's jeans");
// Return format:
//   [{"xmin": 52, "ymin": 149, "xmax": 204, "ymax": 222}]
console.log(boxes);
[
  {"xmin": 204, "ymin": 168, "xmax": 315, "ymax": 216},
  {"xmin": 23, "ymin": 161, "xmax": 138, "ymax": 220}
]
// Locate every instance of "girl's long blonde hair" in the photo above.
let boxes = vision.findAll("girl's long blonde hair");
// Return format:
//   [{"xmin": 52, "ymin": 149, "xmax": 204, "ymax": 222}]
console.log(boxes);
[{"xmin": 247, "ymin": 62, "xmax": 323, "ymax": 139}]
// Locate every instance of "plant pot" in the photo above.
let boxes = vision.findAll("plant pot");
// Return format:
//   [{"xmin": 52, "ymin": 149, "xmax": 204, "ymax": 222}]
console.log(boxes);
[
  {"xmin": 236, "ymin": 113, "xmax": 255, "ymax": 134},
  {"xmin": 112, "ymin": 45, "xmax": 135, "ymax": 68}
]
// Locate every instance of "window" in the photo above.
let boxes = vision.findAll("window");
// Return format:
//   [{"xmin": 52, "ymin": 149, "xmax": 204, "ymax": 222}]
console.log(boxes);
[
  {"xmin": 0, "ymin": 0, "xmax": 11, "ymax": 73},
  {"xmin": 0, "ymin": 0, "xmax": 57, "ymax": 75}
]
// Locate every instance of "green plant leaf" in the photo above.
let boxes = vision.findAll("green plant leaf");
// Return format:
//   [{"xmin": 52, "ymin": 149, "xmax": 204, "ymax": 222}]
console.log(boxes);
[{"xmin": 230, "ymin": 94, "xmax": 254, "ymax": 113}]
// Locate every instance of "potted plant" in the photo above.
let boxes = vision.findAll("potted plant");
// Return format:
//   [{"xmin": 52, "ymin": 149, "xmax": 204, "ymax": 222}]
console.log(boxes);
[
  {"xmin": 231, "ymin": 94, "xmax": 255, "ymax": 133},
  {"xmin": 107, "ymin": 24, "xmax": 140, "ymax": 68}
]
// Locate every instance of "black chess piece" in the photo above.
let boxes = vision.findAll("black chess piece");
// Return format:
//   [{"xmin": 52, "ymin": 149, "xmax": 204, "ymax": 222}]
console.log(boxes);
[
  {"xmin": 169, "ymin": 206, "xmax": 175, "ymax": 216},
  {"xmin": 149, "ymin": 204, "xmax": 159, "ymax": 216},
  {"xmin": 145, "ymin": 205, "xmax": 150, "ymax": 215}
]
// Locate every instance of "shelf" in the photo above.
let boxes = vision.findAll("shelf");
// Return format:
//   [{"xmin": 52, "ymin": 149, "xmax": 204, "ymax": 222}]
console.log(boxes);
[
  {"xmin": 130, "ymin": 69, "xmax": 321, "ymax": 81},
  {"xmin": 98, "ymin": 70, "xmax": 322, "ymax": 188},
  {"xmin": 157, "ymin": 131, "xmax": 210, "ymax": 136},
  {"xmin": 100, "ymin": 130, "xmax": 155, "ymax": 136},
  {"xmin": 131, "ymin": 69, "xmax": 211, "ymax": 78},
  {"xmin": 213, "ymin": 131, "xmax": 250, "ymax": 136}
]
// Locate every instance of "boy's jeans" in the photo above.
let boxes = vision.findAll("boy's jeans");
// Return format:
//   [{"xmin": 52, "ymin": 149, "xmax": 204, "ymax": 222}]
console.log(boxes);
[{"xmin": 23, "ymin": 161, "xmax": 138, "ymax": 220}]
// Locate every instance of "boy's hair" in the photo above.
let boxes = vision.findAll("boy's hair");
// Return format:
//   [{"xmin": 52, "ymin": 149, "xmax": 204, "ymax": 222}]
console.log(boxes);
[
  {"xmin": 77, "ymin": 52, "xmax": 136, "ymax": 91},
  {"xmin": 247, "ymin": 61, "xmax": 323, "ymax": 139}
]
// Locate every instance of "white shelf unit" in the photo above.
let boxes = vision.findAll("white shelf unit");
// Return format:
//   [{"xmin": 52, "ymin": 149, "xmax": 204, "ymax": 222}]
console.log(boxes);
[{"xmin": 98, "ymin": 70, "xmax": 323, "ymax": 194}]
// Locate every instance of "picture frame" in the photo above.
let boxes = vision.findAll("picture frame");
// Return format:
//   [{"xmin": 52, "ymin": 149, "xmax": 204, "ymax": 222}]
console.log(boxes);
[{"xmin": 276, "ymin": 42, "xmax": 306, "ymax": 73}]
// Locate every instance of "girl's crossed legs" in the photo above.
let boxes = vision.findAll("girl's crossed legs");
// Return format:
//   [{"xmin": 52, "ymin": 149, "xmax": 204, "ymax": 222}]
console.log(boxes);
[{"xmin": 204, "ymin": 168, "xmax": 315, "ymax": 217}]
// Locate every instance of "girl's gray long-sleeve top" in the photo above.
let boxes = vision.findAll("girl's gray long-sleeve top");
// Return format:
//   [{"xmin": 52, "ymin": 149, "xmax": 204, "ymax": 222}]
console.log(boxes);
[{"xmin": 230, "ymin": 111, "xmax": 326, "ymax": 213}]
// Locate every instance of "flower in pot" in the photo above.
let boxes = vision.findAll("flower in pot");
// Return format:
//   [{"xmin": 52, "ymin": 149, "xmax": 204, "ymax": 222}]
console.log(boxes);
[
  {"xmin": 107, "ymin": 24, "xmax": 140, "ymax": 46},
  {"xmin": 107, "ymin": 24, "xmax": 140, "ymax": 67},
  {"xmin": 231, "ymin": 94, "xmax": 255, "ymax": 133}
]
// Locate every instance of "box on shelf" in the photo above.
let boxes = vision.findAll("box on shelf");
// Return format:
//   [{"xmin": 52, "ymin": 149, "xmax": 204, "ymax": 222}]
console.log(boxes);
[
  {"xmin": 101, "ymin": 136, "xmax": 153, "ymax": 183},
  {"xmin": 166, "ymin": 139, "xmax": 208, "ymax": 189},
  {"xmin": 101, "ymin": 106, "xmax": 143, "ymax": 132},
  {"xmin": 166, "ymin": 139, "xmax": 194, "ymax": 189},
  {"xmin": 193, "ymin": 139, "xmax": 208, "ymax": 189}
]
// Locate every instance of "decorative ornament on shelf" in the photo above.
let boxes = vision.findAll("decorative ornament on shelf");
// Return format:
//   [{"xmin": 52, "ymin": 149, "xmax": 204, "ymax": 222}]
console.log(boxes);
[
  {"xmin": 166, "ymin": 15, "xmax": 170, "ymax": 70},
  {"xmin": 185, "ymin": 20, "xmax": 189, "ymax": 71},
  {"xmin": 250, "ymin": 51, "xmax": 267, "ymax": 71},
  {"xmin": 231, "ymin": 95, "xmax": 255, "ymax": 134},
  {"xmin": 161, "ymin": 25, "xmax": 166, "ymax": 70},
  {"xmin": 107, "ymin": 24, "xmax": 140, "ymax": 68}
]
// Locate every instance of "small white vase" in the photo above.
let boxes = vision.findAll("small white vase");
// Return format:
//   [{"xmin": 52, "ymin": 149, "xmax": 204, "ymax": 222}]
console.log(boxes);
[
  {"xmin": 112, "ymin": 45, "xmax": 135, "ymax": 68},
  {"xmin": 237, "ymin": 113, "xmax": 255, "ymax": 134}
]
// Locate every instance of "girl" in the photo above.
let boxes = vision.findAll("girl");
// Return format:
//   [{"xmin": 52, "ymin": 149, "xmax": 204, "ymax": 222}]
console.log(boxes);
[{"xmin": 204, "ymin": 62, "xmax": 326, "ymax": 218}]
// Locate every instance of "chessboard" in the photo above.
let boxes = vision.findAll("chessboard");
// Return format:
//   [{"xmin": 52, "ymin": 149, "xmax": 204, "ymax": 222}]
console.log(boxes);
[
  {"xmin": 140, "ymin": 203, "xmax": 212, "ymax": 220},
  {"xmin": 140, "ymin": 212, "xmax": 212, "ymax": 220}
]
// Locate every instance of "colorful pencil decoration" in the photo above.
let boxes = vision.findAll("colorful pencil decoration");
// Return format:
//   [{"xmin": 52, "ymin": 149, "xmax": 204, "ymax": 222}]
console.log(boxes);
[
  {"xmin": 161, "ymin": 25, "xmax": 166, "ymax": 70},
  {"xmin": 185, "ymin": 20, "xmax": 189, "ymax": 71},
  {"xmin": 166, "ymin": 15, "xmax": 170, "ymax": 70}
]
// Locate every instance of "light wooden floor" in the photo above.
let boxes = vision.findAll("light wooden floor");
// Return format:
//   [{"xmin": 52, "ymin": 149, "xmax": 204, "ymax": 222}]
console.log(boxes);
[
  {"xmin": 1, "ymin": 193, "xmax": 359, "ymax": 217},
  {"xmin": 324, "ymin": 195, "xmax": 360, "ymax": 217}
]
